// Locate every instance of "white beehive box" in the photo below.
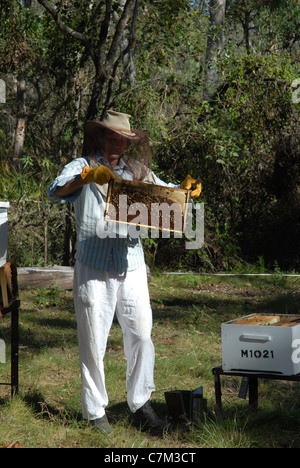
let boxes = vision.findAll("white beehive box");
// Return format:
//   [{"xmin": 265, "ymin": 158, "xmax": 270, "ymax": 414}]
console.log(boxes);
[
  {"xmin": 222, "ymin": 314, "xmax": 300, "ymax": 376},
  {"xmin": 0, "ymin": 202, "xmax": 9, "ymax": 267}
]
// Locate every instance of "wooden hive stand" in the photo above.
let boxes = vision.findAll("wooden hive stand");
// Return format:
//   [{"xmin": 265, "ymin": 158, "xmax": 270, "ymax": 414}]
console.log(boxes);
[{"xmin": 0, "ymin": 261, "xmax": 20, "ymax": 397}]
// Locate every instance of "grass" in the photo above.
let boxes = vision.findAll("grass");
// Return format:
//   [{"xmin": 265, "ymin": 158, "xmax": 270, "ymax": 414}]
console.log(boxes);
[{"xmin": 0, "ymin": 273, "xmax": 300, "ymax": 448}]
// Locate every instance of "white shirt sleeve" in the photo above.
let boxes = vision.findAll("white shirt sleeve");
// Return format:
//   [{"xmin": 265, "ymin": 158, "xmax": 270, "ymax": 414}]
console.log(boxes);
[{"xmin": 47, "ymin": 158, "xmax": 88, "ymax": 203}]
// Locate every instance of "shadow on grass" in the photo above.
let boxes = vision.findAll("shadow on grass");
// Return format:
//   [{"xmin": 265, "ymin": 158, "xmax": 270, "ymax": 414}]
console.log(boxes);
[
  {"xmin": 107, "ymin": 399, "xmax": 169, "ymax": 424},
  {"xmin": 23, "ymin": 389, "xmax": 84, "ymax": 423},
  {"xmin": 217, "ymin": 402, "xmax": 300, "ymax": 448},
  {"xmin": 22, "ymin": 392, "xmax": 173, "ymax": 434},
  {"xmin": 19, "ymin": 278, "xmax": 300, "ymax": 347},
  {"xmin": 212, "ymin": 373, "xmax": 300, "ymax": 448},
  {"xmin": 152, "ymin": 291, "xmax": 300, "ymax": 321}
]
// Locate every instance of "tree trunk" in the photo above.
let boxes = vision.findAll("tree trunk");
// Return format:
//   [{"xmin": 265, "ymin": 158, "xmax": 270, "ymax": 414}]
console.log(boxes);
[
  {"xmin": 71, "ymin": 68, "xmax": 84, "ymax": 159},
  {"xmin": 13, "ymin": 0, "xmax": 34, "ymax": 160},
  {"xmin": 13, "ymin": 76, "xmax": 26, "ymax": 160},
  {"xmin": 85, "ymin": 73, "xmax": 107, "ymax": 121},
  {"xmin": 203, "ymin": 0, "xmax": 226, "ymax": 102},
  {"xmin": 86, "ymin": 0, "xmax": 140, "ymax": 121}
]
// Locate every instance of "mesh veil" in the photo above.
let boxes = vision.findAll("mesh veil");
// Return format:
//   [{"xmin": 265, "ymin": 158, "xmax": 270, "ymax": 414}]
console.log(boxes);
[{"xmin": 83, "ymin": 126, "xmax": 153, "ymax": 182}]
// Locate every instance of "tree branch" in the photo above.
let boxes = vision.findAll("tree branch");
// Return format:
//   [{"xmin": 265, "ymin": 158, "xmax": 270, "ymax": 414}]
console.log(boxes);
[
  {"xmin": 106, "ymin": 0, "xmax": 138, "ymax": 70},
  {"xmin": 36, "ymin": 0, "xmax": 96, "ymax": 63}
]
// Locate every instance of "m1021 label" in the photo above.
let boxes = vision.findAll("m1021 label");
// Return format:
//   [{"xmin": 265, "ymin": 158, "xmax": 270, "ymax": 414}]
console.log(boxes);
[{"xmin": 241, "ymin": 349, "xmax": 274, "ymax": 359}]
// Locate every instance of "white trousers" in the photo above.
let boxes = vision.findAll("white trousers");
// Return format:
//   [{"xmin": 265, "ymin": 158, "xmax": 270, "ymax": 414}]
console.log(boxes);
[{"xmin": 73, "ymin": 261, "xmax": 156, "ymax": 420}]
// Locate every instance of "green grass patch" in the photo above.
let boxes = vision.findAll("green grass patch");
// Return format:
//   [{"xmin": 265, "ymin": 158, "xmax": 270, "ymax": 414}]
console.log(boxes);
[{"xmin": 0, "ymin": 274, "xmax": 300, "ymax": 447}]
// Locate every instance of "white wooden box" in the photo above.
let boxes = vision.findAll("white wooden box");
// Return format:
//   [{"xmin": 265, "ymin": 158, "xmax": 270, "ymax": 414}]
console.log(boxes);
[
  {"xmin": 0, "ymin": 202, "xmax": 9, "ymax": 267},
  {"xmin": 222, "ymin": 314, "xmax": 300, "ymax": 376}
]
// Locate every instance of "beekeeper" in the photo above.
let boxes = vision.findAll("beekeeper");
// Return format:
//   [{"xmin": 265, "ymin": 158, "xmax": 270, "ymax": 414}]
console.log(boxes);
[{"xmin": 47, "ymin": 110, "xmax": 201, "ymax": 436}]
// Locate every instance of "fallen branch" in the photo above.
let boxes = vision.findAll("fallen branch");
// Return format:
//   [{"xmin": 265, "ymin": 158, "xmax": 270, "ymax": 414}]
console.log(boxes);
[{"xmin": 17, "ymin": 266, "xmax": 74, "ymax": 290}]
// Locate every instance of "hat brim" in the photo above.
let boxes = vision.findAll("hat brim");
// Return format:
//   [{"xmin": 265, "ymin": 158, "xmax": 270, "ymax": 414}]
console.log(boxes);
[{"xmin": 84, "ymin": 120, "xmax": 141, "ymax": 141}]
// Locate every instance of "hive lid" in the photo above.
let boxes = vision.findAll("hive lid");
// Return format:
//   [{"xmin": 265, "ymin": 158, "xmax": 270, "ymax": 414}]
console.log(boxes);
[
  {"xmin": 229, "ymin": 314, "xmax": 300, "ymax": 327},
  {"xmin": 0, "ymin": 202, "xmax": 9, "ymax": 209}
]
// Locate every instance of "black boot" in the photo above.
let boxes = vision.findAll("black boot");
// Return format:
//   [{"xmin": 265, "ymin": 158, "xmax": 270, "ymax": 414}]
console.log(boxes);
[
  {"xmin": 91, "ymin": 414, "xmax": 112, "ymax": 434},
  {"xmin": 129, "ymin": 400, "xmax": 172, "ymax": 436}
]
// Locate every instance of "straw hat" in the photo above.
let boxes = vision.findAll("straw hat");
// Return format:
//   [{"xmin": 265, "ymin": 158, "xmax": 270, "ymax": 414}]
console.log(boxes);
[
  {"xmin": 83, "ymin": 111, "xmax": 152, "ymax": 181},
  {"xmin": 84, "ymin": 110, "xmax": 142, "ymax": 141}
]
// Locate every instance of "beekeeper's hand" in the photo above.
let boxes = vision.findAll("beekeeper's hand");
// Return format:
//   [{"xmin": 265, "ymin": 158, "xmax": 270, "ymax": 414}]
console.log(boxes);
[
  {"xmin": 81, "ymin": 165, "xmax": 117, "ymax": 185},
  {"xmin": 180, "ymin": 175, "xmax": 202, "ymax": 199}
]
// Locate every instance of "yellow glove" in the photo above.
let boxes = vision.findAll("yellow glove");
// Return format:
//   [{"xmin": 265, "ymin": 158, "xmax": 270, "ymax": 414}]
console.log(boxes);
[
  {"xmin": 180, "ymin": 175, "xmax": 202, "ymax": 199},
  {"xmin": 81, "ymin": 165, "xmax": 117, "ymax": 185}
]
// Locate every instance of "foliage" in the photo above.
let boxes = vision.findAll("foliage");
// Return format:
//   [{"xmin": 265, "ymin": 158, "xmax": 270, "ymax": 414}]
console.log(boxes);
[
  {"xmin": 193, "ymin": 53, "xmax": 299, "ymax": 270},
  {"xmin": 0, "ymin": 0, "xmax": 299, "ymax": 271}
]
